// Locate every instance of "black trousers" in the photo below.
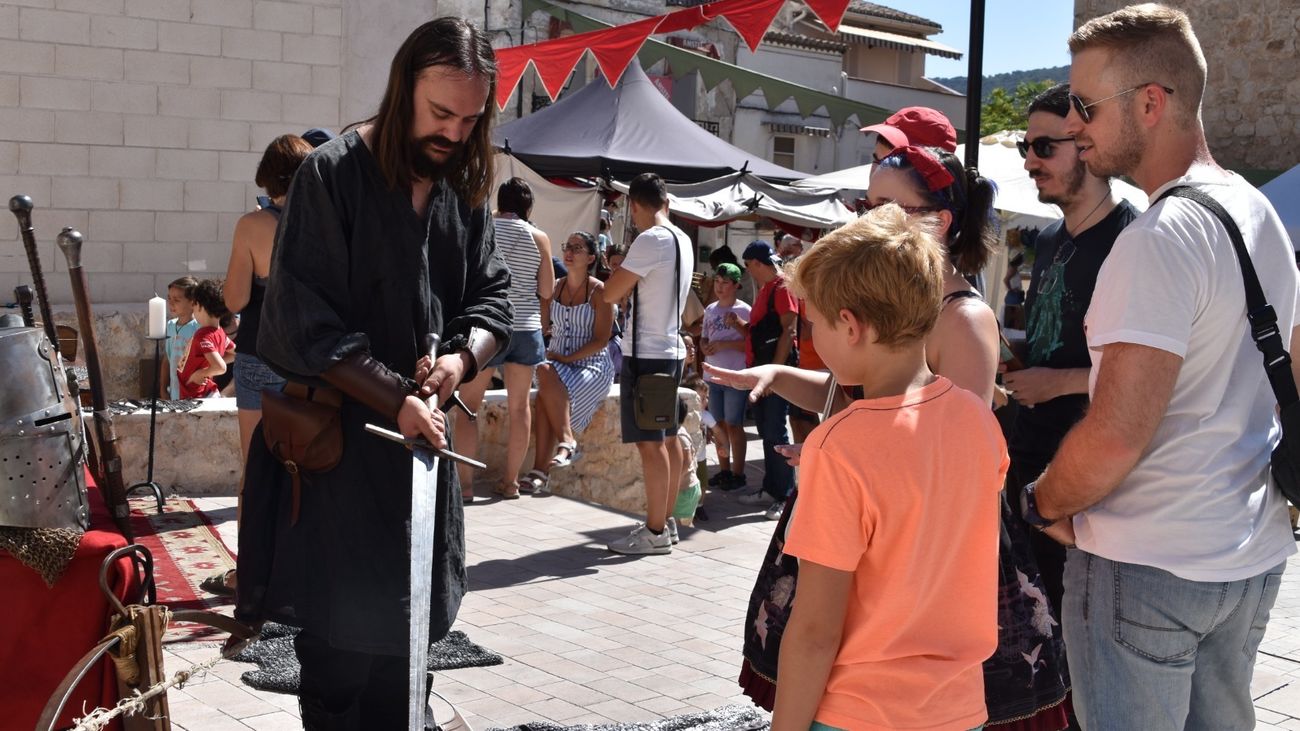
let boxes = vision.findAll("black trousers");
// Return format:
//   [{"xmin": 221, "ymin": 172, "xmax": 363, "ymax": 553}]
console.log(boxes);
[{"xmin": 295, "ymin": 630, "xmax": 434, "ymax": 730}]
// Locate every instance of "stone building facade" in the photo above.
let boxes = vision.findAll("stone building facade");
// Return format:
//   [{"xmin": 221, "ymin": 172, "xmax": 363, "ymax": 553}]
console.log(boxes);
[
  {"xmin": 1, "ymin": 0, "xmax": 348, "ymax": 306},
  {"xmin": 1074, "ymin": 0, "xmax": 1299, "ymax": 173}
]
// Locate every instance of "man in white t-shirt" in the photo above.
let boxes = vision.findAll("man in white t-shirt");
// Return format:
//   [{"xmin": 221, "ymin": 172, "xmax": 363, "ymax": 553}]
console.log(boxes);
[
  {"xmin": 602, "ymin": 172, "xmax": 692, "ymax": 555},
  {"xmin": 1021, "ymin": 6, "xmax": 1299, "ymax": 729}
]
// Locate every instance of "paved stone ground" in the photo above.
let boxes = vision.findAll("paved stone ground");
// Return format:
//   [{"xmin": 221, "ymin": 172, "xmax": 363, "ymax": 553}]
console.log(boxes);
[{"xmin": 155, "ymin": 429, "xmax": 1300, "ymax": 730}]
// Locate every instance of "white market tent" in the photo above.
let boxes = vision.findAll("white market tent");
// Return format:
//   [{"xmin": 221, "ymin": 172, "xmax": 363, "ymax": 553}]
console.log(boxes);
[
  {"xmin": 795, "ymin": 132, "xmax": 1151, "ymax": 310},
  {"xmin": 1261, "ymin": 163, "xmax": 1300, "ymax": 248},
  {"xmin": 492, "ymin": 152, "xmax": 602, "ymax": 249}
]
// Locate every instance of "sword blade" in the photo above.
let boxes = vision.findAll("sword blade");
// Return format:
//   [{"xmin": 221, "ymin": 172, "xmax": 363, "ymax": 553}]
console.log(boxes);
[{"xmin": 409, "ymin": 447, "xmax": 439, "ymax": 731}]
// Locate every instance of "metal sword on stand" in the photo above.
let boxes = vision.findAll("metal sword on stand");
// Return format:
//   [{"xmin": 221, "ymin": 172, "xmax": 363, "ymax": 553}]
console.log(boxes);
[
  {"xmin": 9, "ymin": 196, "xmax": 61, "ymax": 356},
  {"xmin": 364, "ymin": 334, "xmax": 486, "ymax": 730},
  {"xmin": 57, "ymin": 227, "xmax": 134, "ymax": 540}
]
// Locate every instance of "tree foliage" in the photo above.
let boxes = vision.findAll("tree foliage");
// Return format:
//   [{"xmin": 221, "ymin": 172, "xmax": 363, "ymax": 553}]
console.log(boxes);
[{"xmin": 979, "ymin": 80, "xmax": 1056, "ymax": 136}]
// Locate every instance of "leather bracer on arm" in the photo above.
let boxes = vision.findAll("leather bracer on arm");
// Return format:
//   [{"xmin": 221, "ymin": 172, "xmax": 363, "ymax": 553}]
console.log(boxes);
[{"xmin": 320, "ymin": 352, "xmax": 416, "ymax": 421}]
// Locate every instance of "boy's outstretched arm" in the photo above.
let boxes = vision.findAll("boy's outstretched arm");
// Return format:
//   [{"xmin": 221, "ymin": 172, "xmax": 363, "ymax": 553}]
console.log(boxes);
[{"xmin": 771, "ymin": 560, "xmax": 852, "ymax": 731}]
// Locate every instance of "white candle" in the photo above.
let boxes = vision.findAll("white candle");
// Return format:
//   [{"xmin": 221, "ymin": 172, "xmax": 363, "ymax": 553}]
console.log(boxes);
[{"xmin": 147, "ymin": 295, "xmax": 166, "ymax": 338}]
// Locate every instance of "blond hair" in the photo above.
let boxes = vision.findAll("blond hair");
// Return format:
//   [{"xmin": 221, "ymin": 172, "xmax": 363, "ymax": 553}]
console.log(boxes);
[
  {"xmin": 1069, "ymin": 4, "xmax": 1205, "ymax": 126},
  {"xmin": 786, "ymin": 205, "xmax": 946, "ymax": 348}
]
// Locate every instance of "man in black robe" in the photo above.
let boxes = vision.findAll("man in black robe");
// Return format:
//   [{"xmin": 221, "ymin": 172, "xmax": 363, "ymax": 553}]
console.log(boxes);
[{"xmin": 235, "ymin": 17, "xmax": 511, "ymax": 729}]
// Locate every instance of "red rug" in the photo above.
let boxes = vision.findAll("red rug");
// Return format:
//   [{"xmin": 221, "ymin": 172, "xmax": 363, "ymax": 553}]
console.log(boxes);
[{"xmin": 128, "ymin": 496, "xmax": 235, "ymax": 643}]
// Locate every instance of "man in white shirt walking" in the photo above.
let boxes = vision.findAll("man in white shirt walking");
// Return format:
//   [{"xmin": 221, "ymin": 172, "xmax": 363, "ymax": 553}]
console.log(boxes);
[
  {"xmin": 1022, "ymin": 5, "xmax": 1300, "ymax": 729},
  {"xmin": 603, "ymin": 173, "xmax": 693, "ymax": 555}
]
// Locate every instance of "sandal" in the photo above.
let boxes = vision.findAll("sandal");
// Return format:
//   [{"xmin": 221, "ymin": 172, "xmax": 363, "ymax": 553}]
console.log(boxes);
[
  {"xmin": 200, "ymin": 568, "xmax": 237, "ymax": 596},
  {"xmin": 522, "ymin": 469, "xmax": 550, "ymax": 496},
  {"xmin": 550, "ymin": 441, "xmax": 579, "ymax": 468},
  {"xmin": 492, "ymin": 481, "xmax": 521, "ymax": 500},
  {"xmin": 461, "ymin": 487, "xmax": 476, "ymax": 504}
]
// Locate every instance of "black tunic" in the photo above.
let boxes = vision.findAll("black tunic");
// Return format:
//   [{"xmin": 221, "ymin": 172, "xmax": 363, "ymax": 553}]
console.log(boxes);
[{"xmin": 235, "ymin": 130, "xmax": 512, "ymax": 655}]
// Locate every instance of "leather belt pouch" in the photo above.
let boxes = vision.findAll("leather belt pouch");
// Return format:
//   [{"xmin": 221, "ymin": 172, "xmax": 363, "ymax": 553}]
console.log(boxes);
[{"xmin": 261, "ymin": 383, "xmax": 343, "ymax": 522}]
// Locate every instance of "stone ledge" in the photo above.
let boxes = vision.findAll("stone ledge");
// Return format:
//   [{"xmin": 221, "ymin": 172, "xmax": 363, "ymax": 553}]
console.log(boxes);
[{"xmin": 112, "ymin": 386, "xmax": 702, "ymax": 517}]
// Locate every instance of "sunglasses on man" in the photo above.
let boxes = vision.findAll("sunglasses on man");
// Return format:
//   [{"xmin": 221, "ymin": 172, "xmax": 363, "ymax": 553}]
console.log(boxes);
[
  {"xmin": 1017, "ymin": 136, "xmax": 1076, "ymax": 159},
  {"xmin": 1068, "ymin": 82, "xmax": 1175, "ymax": 124}
]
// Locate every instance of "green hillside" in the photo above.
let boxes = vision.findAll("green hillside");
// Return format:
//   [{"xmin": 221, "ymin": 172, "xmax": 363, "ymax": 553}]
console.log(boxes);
[{"xmin": 932, "ymin": 66, "xmax": 1070, "ymax": 101}]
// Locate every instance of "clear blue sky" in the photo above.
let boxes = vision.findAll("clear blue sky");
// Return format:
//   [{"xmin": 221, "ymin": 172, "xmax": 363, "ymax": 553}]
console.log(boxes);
[{"xmin": 886, "ymin": 0, "xmax": 1076, "ymax": 78}]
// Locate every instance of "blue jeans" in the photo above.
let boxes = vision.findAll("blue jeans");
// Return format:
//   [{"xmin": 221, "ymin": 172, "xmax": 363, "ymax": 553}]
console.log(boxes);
[
  {"xmin": 752, "ymin": 393, "xmax": 793, "ymax": 501},
  {"xmin": 1062, "ymin": 549, "xmax": 1284, "ymax": 730}
]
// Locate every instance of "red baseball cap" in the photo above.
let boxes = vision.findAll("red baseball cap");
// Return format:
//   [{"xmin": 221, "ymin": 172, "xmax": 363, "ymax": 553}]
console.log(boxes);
[{"xmin": 861, "ymin": 106, "xmax": 957, "ymax": 153}]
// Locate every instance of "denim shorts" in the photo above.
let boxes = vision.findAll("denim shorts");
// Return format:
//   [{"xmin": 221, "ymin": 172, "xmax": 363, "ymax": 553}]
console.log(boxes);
[
  {"xmin": 234, "ymin": 352, "xmax": 285, "ymax": 410},
  {"xmin": 707, "ymin": 381, "xmax": 747, "ymax": 425},
  {"xmin": 619, "ymin": 356, "xmax": 684, "ymax": 443},
  {"xmin": 487, "ymin": 328, "xmax": 545, "ymax": 368}
]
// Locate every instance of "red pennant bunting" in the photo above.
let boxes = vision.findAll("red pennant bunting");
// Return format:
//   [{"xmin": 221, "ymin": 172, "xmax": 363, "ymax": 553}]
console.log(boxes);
[
  {"xmin": 803, "ymin": 0, "xmax": 852, "ymax": 33},
  {"xmin": 492, "ymin": 0, "xmax": 837, "ymax": 109},
  {"xmin": 718, "ymin": 0, "xmax": 784, "ymax": 53},
  {"xmin": 657, "ymin": 5, "xmax": 708, "ymax": 34},
  {"xmin": 529, "ymin": 33, "xmax": 592, "ymax": 101},
  {"xmin": 590, "ymin": 16, "xmax": 663, "ymax": 87},
  {"xmin": 495, "ymin": 47, "xmax": 533, "ymax": 109}
]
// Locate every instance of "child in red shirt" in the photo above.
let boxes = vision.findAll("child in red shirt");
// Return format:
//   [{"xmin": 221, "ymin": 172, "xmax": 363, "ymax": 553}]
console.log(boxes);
[
  {"xmin": 772, "ymin": 207, "xmax": 1007, "ymax": 731},
  {"xmin": 177, "ymin": 278, "xmax": 234, "ymax": 399}
]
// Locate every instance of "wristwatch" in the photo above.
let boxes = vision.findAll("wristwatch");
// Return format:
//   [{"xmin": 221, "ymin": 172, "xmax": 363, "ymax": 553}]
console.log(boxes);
[{"xmin": 1019, "ymin": 480, "xmax": 1056, "ymax": 530}]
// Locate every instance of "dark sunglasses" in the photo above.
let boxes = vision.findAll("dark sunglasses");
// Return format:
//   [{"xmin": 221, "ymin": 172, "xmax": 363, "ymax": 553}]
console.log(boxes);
[
  {"xmin": 562, "ymin": 243, "xmax": 591, "ymax": 253},
  {"xmin": 1069, "ymin": 82, "xmax": 1174, "ymax": 124},
  {"xmin": 1017, "ymin": 136, "xmax": 1075, "ymax": 159}
]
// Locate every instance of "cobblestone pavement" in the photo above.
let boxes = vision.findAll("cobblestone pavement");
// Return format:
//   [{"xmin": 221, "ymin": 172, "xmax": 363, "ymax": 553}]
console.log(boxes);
[{"xmin": 156, "ymin": 431, "xmax": 1300, "ymax": 730}]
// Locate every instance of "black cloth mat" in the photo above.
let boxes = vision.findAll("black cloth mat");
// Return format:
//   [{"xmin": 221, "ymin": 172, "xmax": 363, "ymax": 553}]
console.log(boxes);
[
  {"xmin": 231, "ymin": 621, "xmax": 503, "ymax": 694},
  {"xmin": 488, "ymin": 704, "xmax": 770, "ymax": 731}
]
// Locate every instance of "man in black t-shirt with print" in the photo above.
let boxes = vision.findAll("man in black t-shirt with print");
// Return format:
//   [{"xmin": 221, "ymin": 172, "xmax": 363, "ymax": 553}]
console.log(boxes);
[{"xmin": 1003, "ymin": 84, "xmax": 1139, "ymax": 609}]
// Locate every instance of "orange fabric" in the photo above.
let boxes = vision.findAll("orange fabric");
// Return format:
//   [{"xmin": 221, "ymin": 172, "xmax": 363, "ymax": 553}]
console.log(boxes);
[{"xmin": 784, "ymin": 377, "xmax": 1008, "ymax": 731}]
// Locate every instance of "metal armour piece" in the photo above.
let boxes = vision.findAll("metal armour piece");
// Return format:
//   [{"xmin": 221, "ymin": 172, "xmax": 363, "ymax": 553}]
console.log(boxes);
[{"xmin": 0, "ymin": 326, "xmax": 88, "ymax": 530}]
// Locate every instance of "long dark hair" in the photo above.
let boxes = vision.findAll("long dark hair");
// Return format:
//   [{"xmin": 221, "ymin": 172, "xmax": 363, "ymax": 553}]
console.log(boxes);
[
  {"xmin": 367, "ymin": 17, "xmax": 497, "ymax": 208},
  {"xmin": 879, "ymin": 148, "xmax": 998, "ymax": 276}
]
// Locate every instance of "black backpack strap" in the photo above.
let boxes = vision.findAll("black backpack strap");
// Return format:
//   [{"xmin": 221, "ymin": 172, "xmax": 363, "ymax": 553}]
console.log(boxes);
[{"xmin": 1156, "ymin": 185, "xmax": 1298, "ymax": 408}]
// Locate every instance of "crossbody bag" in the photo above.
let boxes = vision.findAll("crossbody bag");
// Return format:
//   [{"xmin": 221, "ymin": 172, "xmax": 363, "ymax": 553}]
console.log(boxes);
[
  {"xmin": 1157, "ymin": 185, "xmax": 1300, "ymax": 505},
  {"xmin": 630, "ymin": 226, "xmax": 683, "ymax": 430}
]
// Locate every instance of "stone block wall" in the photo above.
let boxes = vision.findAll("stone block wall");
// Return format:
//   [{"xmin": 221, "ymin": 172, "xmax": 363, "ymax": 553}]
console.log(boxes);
[
  {"xmin": 1073, "ymin": 0, "xmax": 1299, "ymax": 172},
  {"xmin": 0, "ymin": 0, "xmax": 344, "ymax": 306},
  {"xmin": 112, "ymin": 386, "xmax": 703, "ymax": 520}
]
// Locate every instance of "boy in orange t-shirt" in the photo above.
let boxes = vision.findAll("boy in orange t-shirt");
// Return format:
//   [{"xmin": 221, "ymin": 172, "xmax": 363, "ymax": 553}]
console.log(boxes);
[{"xmin": 772, "ymin": 206, "xmax": 1008, "ymax": 731}]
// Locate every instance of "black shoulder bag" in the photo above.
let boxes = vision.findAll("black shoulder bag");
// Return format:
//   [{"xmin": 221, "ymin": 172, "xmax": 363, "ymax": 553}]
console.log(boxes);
[
  {"xmin": 1158, "ymin": 185, "xmax": 1300, "ymax": 505},
  {"xmin": 630, "ymin": 227, "xmax": 683, "ymax": 430},
  {"xmin": 751, "ymin": 283, "xmax": 799, "ymax": 367}
]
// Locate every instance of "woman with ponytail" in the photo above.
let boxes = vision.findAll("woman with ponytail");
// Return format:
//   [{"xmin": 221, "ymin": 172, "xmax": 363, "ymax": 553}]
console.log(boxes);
[{"xmin": 717, "ymin": 147, "xmax": 1071, "ymax": 730}]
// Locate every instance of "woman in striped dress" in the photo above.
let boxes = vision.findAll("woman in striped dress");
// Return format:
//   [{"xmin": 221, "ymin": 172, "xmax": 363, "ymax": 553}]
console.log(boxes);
[
  {"xmin": 456, "ymin": 178, "xmax": 554, "ymax": 500},
  {"xmin": 522, "ymin": 231, "xmax": 615, "ymax": 494}
]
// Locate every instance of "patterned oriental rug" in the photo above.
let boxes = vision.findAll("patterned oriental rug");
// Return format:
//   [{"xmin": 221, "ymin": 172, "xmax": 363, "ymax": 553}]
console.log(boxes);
[{"xmin": 127, "ymin": 496, "xmax": 236, "ymax": 643}]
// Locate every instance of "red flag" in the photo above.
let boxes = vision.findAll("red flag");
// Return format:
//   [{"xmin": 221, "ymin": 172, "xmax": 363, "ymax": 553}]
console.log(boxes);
[
  {"xmin": 590, "ymin": 16, "xmax": 663, "ymax": 87},
  {"xmin": 803, "ymin": 0, "xmax": 852, "ymax": 33},
  {"xmin": 495, "ymin": 47, "xmax": 533, "ymax": 109},
  {"xmin": 529, "ymin": 33, "xmax": 592, "ymax": 100},
  {"xmin": 718, "ymin": 0, "xmax": 784, "ymax": 53}
]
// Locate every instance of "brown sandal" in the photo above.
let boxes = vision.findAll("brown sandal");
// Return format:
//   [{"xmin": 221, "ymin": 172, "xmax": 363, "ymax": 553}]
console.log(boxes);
[{"xmin": 492, "ymin": 481, "xmax": 520, "ymax": 500}]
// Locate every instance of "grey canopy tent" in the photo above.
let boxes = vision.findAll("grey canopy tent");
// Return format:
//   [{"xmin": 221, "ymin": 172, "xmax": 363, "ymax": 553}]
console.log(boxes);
[
  {"xmin": 609, "ymin": 172, "xmax": 852, "ymax": 235},
  {"xmin": 491, "ymin": 63, "xmax": 807, "ymax": 184}
]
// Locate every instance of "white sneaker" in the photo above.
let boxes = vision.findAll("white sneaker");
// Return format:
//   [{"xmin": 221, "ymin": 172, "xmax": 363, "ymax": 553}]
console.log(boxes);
[
  {"xmin": 764, "ymin": 501, "xmax": 786, "ymax": 521},
  {"xmin": 606, "ymin": 524, "xmax": 671, "ymax": 555},
  {"xmin": 738, "ymin": 492, "xmax": 773, "ymax": 507},
  {"xmin": 665, "ymin": 516, "xmax": 679, "ymax": 544}
]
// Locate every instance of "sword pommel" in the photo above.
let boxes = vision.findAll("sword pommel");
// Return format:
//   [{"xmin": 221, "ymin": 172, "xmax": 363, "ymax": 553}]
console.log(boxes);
[
  {"xmin": 9, "ymin": 195, "xmax": 33, "ymax": 215},
  {"xmin": 57, "ymin": 228, "xmax": 84, "ymax": 269}
]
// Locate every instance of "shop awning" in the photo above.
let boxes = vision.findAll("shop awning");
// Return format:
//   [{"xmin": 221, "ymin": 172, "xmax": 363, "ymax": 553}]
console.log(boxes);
[{"xmin": 835, "ymin": 24, "xmax": 963, "ymax": 60}]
